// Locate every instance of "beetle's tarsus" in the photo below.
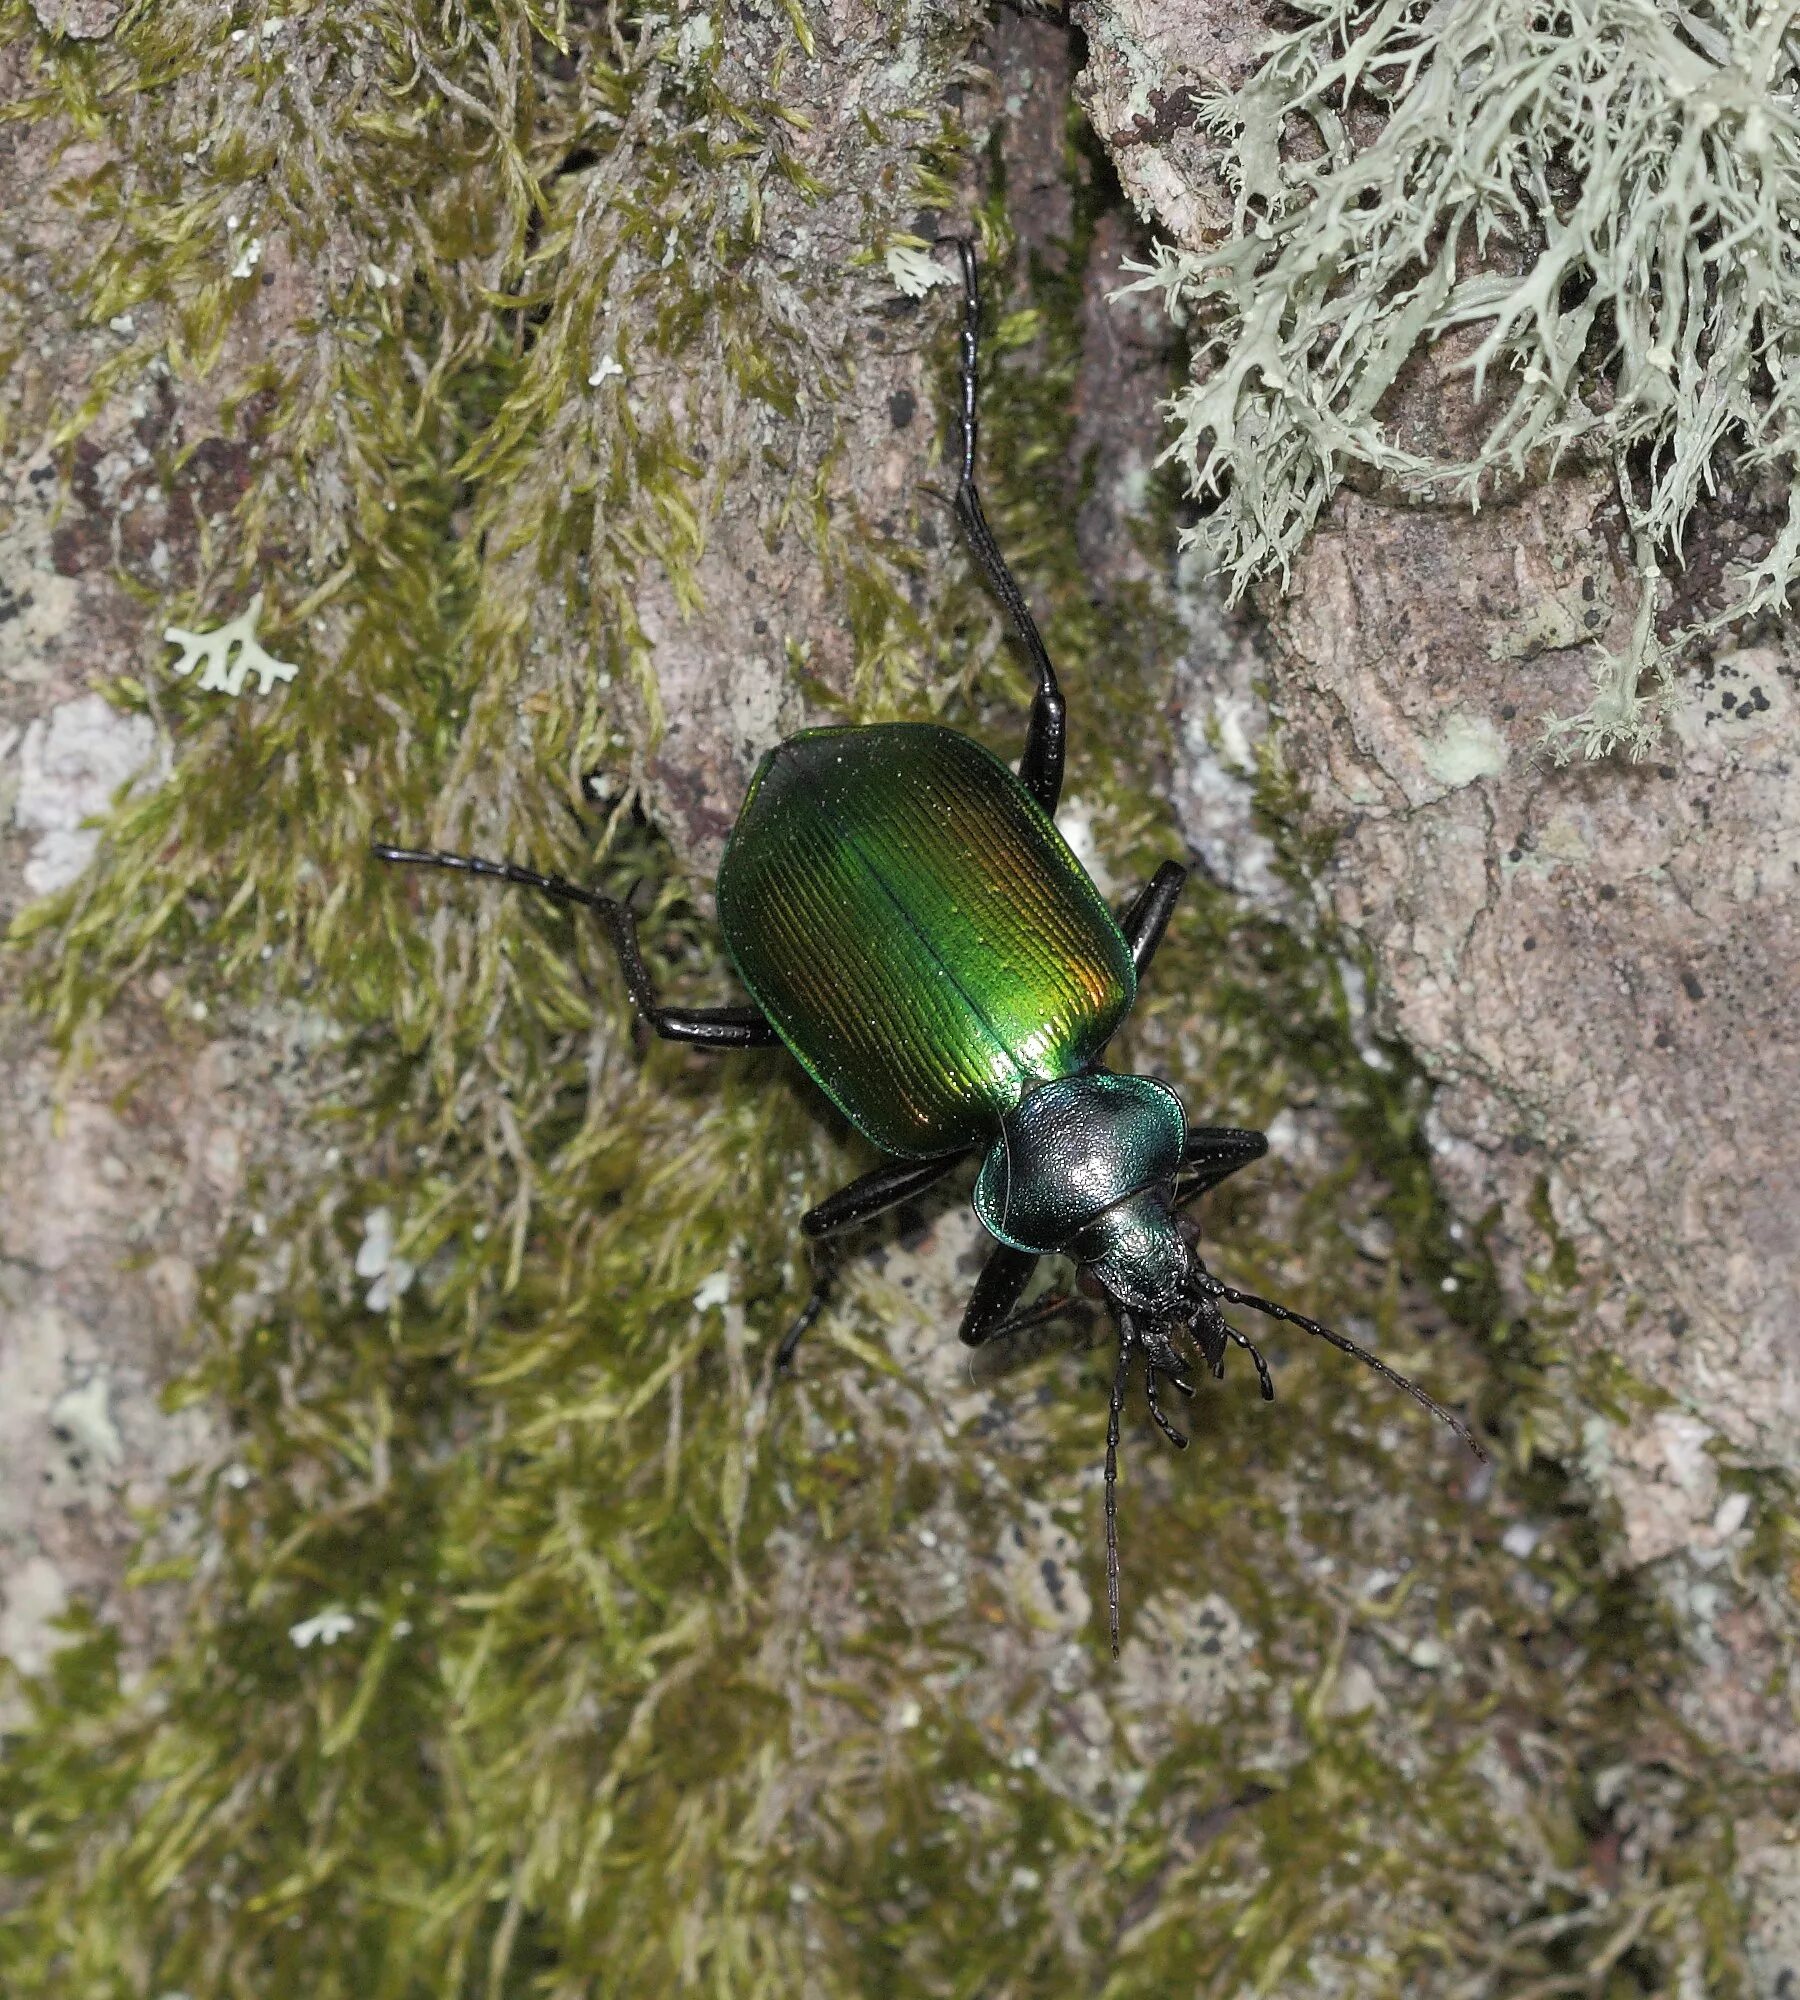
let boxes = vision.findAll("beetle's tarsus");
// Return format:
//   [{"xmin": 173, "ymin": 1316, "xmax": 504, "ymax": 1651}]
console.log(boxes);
[
  {"xmin": 1221, "ymin": 1324, "xmax": 1276, "ymax": 1403},
  {"xmin": 1144, "ymin": 1368, "xmax": 1189, "ymax": 1450},
  {"xmin": 372, "ymin": 840, "xmax": 780, "ymax": 1048},
  {"xmin": 776, "ymin": 1263, "xmax": 834, "ymax": 1373}
]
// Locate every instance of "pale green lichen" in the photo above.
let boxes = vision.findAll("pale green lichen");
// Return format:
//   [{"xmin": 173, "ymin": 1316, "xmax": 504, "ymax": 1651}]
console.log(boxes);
[
  {"xmin": 163, "ymin": 590, "xmax": 297, "ymax": 694},
  {"xmin": 1130, "ymin": 0, "xmax": 1800, "ymax": 758},
  {"xmin": 1421, "ymin": 710, "xmax": 1510, "ymax": 787}
]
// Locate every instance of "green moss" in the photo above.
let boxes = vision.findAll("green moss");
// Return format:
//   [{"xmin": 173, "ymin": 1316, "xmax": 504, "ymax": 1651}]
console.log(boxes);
[{"xmin": 0, "ymin": 10, "xmax": 1772, "ymax": 1997}]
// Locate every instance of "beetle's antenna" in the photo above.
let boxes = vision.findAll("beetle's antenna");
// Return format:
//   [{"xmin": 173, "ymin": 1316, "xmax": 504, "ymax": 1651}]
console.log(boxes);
[
  {"xmin": 1104, "ymin": 1317, "xmax": 1135, "ymax": 1658},
  {"xmin": 1196, "ymin": 1273, "xmax": 1486, "ymax": 1461}
]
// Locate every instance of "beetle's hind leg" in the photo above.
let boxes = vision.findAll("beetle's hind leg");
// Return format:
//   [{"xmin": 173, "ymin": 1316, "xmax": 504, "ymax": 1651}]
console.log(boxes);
[
  {"xmin": 372, "ymin": 843, "xmax": 779, "ymax": 1048},
  {"xmin": 950, "ymin": 240, "xmax": 1067, "ymax": 817}
]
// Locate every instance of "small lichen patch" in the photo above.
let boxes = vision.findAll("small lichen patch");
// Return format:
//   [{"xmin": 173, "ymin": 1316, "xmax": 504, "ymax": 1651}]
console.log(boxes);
[
  {"xmin": 1744, "ymin": 1842, "xmax": 1800, "ymax": 1997},
  {"xmin": 0, "ymin": 1555, "xmax": 70, "ymax": 1679},
  {"xmin": 162, "ymin": 593, "xmax": 296, "ymax": 697},
  {"xmin": 1421, "ymin": 712, "xmax": 1508, "ymax": 790},
  {"xmin": 1671, "ymin": 645, "xmax": 1793, "ymax": 754},
  {"xmin": 287, "ymin": 1607, "xmax": 357, "ymax": 1649},
  {"xmin": 885, "ymin": 241, "xmax": 954, "ymax": 298},
  {"xmin": 47, "ymin": 1375, "xmax": 124, "ymax": 1482},
  {"xmin": 690, "ymin": 1270, "xmax": 732, "ymax": 1314},
  {"xmin": 996, "ymin": 1501, "xmax": 1091, "ymax": 1636},
  {"xmin": 12, "ymin": 696, "xmax": 158, "ymax": 896},
  {"xmin": 1115, "ymin": 1588, "xmax": 1261, "ymax": 1759},
  {"xmin": 353, "ymin": 1207, "xmax": 415, "ymax": 1314}
]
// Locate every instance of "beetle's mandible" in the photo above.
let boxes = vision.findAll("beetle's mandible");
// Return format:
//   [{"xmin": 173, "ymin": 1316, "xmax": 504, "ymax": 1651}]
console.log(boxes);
[{"xmin": 375, "ymin": 242, "xmax": 1485, "ymax": 1654}]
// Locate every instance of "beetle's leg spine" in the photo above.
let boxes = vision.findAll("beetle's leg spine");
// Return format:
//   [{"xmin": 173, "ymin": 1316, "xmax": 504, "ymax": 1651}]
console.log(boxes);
[{"xmin": 951, "ymin": 240, "xmax": 1067, "ymax": 817}]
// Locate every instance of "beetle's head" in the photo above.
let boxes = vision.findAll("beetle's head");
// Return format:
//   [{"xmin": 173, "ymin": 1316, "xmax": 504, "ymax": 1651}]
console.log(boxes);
[
  {"xmin": 974, "ymin": 1072, "xmax": 1189, "ymax": 1309},
  {"xmin": 974, "ymin": 1072, "xmax": 1485, "ymax": 1659},
  {"xmin": 972, "ymin": 1072, "xmax": 1234, "ymax": 1416}
]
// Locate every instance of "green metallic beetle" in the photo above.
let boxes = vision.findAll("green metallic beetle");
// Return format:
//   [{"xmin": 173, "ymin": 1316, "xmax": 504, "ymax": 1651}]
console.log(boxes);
[{"xmin": 376, "ymin": 244, "xmax": 1483, "ymax": 1651}]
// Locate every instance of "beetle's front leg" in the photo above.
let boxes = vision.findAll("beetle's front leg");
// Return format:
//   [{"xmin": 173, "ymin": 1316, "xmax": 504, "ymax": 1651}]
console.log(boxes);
[
  {"xmin": 958, "ymin": 1242, "xmax": 1041, "ymax": 1346},
  {"xmin": 775, "ymin": 1154, "xmax": 966, "ymax": 1370}
]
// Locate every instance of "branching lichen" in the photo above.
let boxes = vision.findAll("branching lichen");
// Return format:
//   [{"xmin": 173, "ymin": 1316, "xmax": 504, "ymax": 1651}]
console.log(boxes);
[
  {"xmin": 163, "ymin": 590, "xmax": 297, "ymax": 693},
  {"xmin": 1128, "ymin": 0, "xmax": 1800, "ymax": 757}
]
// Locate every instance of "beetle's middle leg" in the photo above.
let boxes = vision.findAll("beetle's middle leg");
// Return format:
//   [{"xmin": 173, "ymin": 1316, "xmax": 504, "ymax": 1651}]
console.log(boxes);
[
  {"xmin": 951, "ymin": 240, "xmax": 1067, "ymax": 818},
  {"xmin": 372, "ymin": 843, "xmax": 780, "ymax": 1048},
  {"xmin": 1174, "ymin": 1127, "xmax": 1269, "ymax": 1210},
  {"xmin": 776, "ymin": 1154, "xmax": 966, "ymax": 1370},
  {"xmin": 1117, "ymin": 861, "xmax": 1188, "ymax": 979}
]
